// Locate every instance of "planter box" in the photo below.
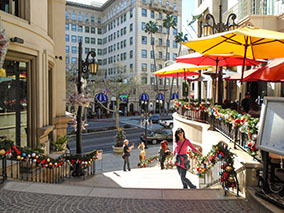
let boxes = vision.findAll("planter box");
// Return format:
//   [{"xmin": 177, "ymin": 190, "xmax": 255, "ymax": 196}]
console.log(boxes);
[{"xmin": 112, "ymin": 145, "xmax": 123, "ymax": 154}]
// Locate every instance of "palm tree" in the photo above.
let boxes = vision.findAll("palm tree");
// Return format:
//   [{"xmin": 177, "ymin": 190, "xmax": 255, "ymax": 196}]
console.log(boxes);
[
  {"xmin": 145, "ymin": 21, "xmax": 159, "ymax": 90},
  {"xmin": 163, "ymin": 14, "xmax": 177, "ymax": 114},
  {"xmin": 175, "ymin": 32, "xmax": 188, "ymax": 57}
]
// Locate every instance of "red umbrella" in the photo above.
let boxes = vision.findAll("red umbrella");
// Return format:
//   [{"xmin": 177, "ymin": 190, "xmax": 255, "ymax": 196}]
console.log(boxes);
[
  {"xmin": 226, "ymin": 58, "xmax": 284, "ymax": 82},
  {"xmin": 176, "ymin": 52, "xmax": 264, "ymax": 67},
  {"xmin": 176, "ymin": 53, "xmax": 264, "ymax": 103},
  {"xmin": 155, "ymin": 71, "xmax": 200, "ymax": 77}
]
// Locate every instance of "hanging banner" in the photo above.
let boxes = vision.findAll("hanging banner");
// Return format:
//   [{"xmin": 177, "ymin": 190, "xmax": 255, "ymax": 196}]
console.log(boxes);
[{"xmin": 0, "ymin": 18, "xmax": 9, "ymax": 69}]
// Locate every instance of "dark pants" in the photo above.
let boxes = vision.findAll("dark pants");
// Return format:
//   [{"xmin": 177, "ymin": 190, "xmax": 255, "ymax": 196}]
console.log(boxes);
[
  {"xmin": 123, "ymin": 156, "xmax": 130, "ymax": 171},
  {"xmin": 160, "ymin": 155, "xmax": 166, "ymax": 169},
  {"xmin": 177, "ymin": 166, "xmax": 196, "ymax": 189}
]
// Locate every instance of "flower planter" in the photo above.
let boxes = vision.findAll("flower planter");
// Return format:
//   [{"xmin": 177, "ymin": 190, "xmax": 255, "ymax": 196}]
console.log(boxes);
[{"xmin": 112, "ymin": 145, "xmax": 123, "ymax": 154}]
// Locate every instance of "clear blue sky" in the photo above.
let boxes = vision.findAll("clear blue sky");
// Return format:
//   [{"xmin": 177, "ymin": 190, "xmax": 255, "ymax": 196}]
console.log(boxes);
[{"xmin": 69, "ymin": 0, "xmax": 196, "ymax": 37}]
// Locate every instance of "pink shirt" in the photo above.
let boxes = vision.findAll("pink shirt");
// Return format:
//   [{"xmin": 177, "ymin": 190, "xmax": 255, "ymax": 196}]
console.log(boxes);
[{"xmin": 174, "ymin": 139, "xmax": 198, "ymax": 155}]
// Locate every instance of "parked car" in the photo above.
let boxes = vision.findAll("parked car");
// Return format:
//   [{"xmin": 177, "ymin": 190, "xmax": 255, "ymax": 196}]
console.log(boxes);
[
  {"xmin": 149, "ymin": 115, "xmax": 160, "ymax": 123},
  {"xmin": 140, "ymin": 129, "xmax": 173, "ymax": 145},
  {"xmin": 159, "ymin": 120, "xmax": 173, "ymax": 128}
]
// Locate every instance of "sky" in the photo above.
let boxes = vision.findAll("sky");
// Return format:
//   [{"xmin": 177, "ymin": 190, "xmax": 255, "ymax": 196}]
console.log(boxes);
[{"xmin": 68, "ymin": 0, "xmax": 196, "ymax": 37}]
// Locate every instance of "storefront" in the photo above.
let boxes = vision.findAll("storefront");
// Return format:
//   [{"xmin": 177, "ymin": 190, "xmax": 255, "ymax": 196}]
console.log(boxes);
[{"xmin": 139, "ymin": 93, "xmax": 149, "ymax": 112}]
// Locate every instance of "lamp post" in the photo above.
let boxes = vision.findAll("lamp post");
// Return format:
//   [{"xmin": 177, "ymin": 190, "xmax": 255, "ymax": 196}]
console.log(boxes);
[
  {"xmin": 76, "ymin": 40, "xmax": 98, "ymax": 155},
  {"xmin": 141, "ymin": 109, "xmax": 152, "ymax": 149},
  {"xmin": 202, "ymin": 0, "xmax": 238, "ymax": 104}
]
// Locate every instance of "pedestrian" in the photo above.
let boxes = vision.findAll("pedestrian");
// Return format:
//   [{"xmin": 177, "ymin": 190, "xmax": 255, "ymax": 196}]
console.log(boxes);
[
  {"xmin": 174, "ymin": 128, "xmax": 202, "ymax": 189},
  {"xmin": 122, "ymin": 139, "xmax": 134, "ymax": 171},
  {"xmin": 138, "ymin": 142, "xmax": 146, "ymax": 161},
  {"xmin": 159, "ymin": 140, "xmax": 170, "ymax": 169},
  {"xmin": 241, "ymin": 92, "xmax": 251, "ymax": 113}
]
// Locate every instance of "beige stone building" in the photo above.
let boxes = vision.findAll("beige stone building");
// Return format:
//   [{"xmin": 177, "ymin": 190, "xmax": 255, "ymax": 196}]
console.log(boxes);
[
  {"xmin": 0, "ymin": 0, "xmax": 68, "ymax": 154},
  {"xmin": 65, "ymin": 0, "xmax": 184, "ymax": 115}
]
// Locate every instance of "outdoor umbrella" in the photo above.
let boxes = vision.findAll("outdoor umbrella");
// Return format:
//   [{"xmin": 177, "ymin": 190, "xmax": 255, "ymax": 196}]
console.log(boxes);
[
  {"xmin": 226, "ymin": 58, "xmax": 284, "ymax": 82},
  {"xmin": 181, "ymin": 26, "xmax": 284, "ymax": 82},
  {"xmin": 153, "ymin": 62, "xmax": 210, "ymax": 77},
  {"xmin": 176, "ymin": 52, "xmax": 263, "ymax": 103}
]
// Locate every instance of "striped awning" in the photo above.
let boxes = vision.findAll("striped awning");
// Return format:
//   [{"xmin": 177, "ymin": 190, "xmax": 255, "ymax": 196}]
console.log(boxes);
[
  {"xmin": 95, "ymin": 93, "xmax": 108, "ymax": 103},
  {"xmin": 171, "ymin": 93, "xmax": 179, "ymax": 100},
  {"xmin": 156, "ymin": 93, "xmax": 164, "ymax": 101},
  {"xmin": 139, "ymin": 93, "xmax": 149, "ymax": 101}
]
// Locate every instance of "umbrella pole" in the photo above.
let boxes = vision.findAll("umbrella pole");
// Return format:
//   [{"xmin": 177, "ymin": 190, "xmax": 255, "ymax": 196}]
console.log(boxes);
[
  {"xmin": 214, "ymin": 59, "xmax": 219, "ymax": 104},
  {"xmin": 239, "ymin": 37, "xmax": 249, "ymax": 110}
]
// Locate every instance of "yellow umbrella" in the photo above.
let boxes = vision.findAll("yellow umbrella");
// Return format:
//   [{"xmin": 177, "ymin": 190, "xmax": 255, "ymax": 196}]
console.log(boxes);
[
  {"xmin": 182, "ymin": 26, "xmax": 284, "ymax": 60},
  {"xmin": 153, "ymin": 62, "xmax": 211, "ymax": 77}
]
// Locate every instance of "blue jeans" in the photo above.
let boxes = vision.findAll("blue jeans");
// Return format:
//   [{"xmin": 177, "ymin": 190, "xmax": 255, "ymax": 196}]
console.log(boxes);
[{"xmin": 177, "ymin": 166, "xmax": 196, "ymax": 189}]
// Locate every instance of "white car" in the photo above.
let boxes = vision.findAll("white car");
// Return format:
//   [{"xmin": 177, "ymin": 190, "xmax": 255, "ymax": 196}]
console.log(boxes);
[{"xmin": 159, "ymin": 120, "xmax": 173, "ymax": 128}]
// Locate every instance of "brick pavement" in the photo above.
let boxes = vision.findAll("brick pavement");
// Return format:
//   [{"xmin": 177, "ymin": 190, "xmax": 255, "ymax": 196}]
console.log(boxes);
[{"xmin": 0, "ymin": 188, "xmax": 257, "ymax": 213}]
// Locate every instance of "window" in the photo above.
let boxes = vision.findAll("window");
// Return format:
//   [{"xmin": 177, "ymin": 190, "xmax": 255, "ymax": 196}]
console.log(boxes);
[
  {"xmin": 65, "ymin": 24, "xmax": 69, "ymax": 30},
  {"xmin": 65, "ymin": 34, "xmax": 69, "ymax": 42},
  {"xmin": 141, "ymin": 77, "xmax": 147, "ymax": 84},
  {"xmin": 85, "ymin": 26, "xmax": 89, "ymax": 33},
  {"xmin": 117, "ymin": 18, "xmax": 119, "ymax": 25},
  {"xmin": 98, "ymin": 39, "xmax": 102, "ymax": 45},
  {"xmin": 71, "ymin": 24, "xmax": 76, "ymax": 31},
  {"xmin": 78, "ymin": 25, "xmax": 83, "ymax": 32},
  {"xmin": 167, "ymin": 40, "xmax": 170, "ymax": 47},
  {"xmin": 85, "ymin": 37, "xmax": 90, "ymax": 44},
  {"xmin": 151, "ymin": 51, "xmax": 154, "ymax": 59},
  {"xmin": 150, "ymin": 77, "xmax": 155, "ymax": 85},
  {"xmin": 66, "ymin": 56, "xmax": 70, "ymax": 64},
  {"xmin": 142, "ymin": 8, "xmax": 147, "ymax": 17},
  {"xmin": 124, "ymin": 14, "xmax": 126, "ymax": 22},
  {"xmin": 142, "ymin": 50, "xmax": 147, "ymax": 58},
  {"xmin": 78, "ymin": 36, "xmax": 83, "ymax": 42},
  {"xmin": 71, "ymin": 46, "xmax": 77, "ymax": 54},
  {"xmin": 85, "ymin": 48, "xmax": 90, "ymax": 54},
  {"xmin": 173, "ymin": 29, "xmax": 177, "ymax": 36},
  {"xmin": 124, "ymin": 27, "xmax": 126, "ymax": 34},
  {"xmin": 167, "ymin": 52, "xmax": 170, "ymax": 60},
  {"xmin": 159, "ymin": 25, "xmax": 162, "ymax": 33},
  {"xmin": 91, "ymin": 27, "xmax": 96, "ymax": 34},
  {"xmin": 130, "ymin": 37, "xmax": 133, "ymax": 45},
  {"xmin": 66, "ymin": 45, "xmax": 69, "ymax": 53},
  {"xmin": 130, "ymin": 9, "xmax": 133, "ymax": 18},
  {"xmin": 159, "ymin": 12, "xmax": 162, "ymax": 19},
  {"xmin": 173, "ymin": 53, "xmax": 177, "ymax": 60},
  {"xmin": 130, "ymin": 64, "xmax": 133, "ymax": 72},
  {"xmin": 130, "ymin": 50, "xmax": 133, "ymax": 58},
  {"xmin": 91, "ymin": 38, "xmax": 96, "ymax": 44},
  {"xmin": 98, "ymin": 18, "xmax": 101, "ymax": 24},
  {"xmin": 130, "ymin": 23, "xmax": 133, "ymax": 32},
  {"xmin": 142, "ymin": 36, "xmax": 147, "ymax": 44},
  {"xmin": 65, "ymin": 11, "xmax": 69, "ymax": 19},
  {"xmin": 78, "ymin": 14, "xmax": 82, "ymax": 21},
  {"xmin": 173, "ymin": 3, "xmax": 177, "ymax": 10},
  {"xmin": 71, "ymin": 35, "xmax": 77, "ymax": 42},
  {"xmin": 173, "ymin": 16, "xmax": 177, "ymax": 23},
  {"xmin": 142, "ymin": 22, "xmax": 146, "ymax": 30},
  {"xmin": 166, "ymin": 0, "xmax": 169, "ymax": 6},
  {"xmin": 71, "ymin": 12, "xmax": 76, "ymax": 20},
  {"xmin": 124, "ymin": 40, "xmax": 126, "ymax": 48},
  {"xmin": 151, "ymin": 64, "xmax": 155, "ymax": 72},
  {"xmin": 98, "ymin": 49, "xmax": 102, "ymax": 55},
  {"xmin": 173, "ymin": 41, "xmax": 178, "ymax": 48},
  {"xmin": 159, "ymin": 38, "xmax": 162, "ymax": 46},
  {"xmin": 151, "ymin": 11, "xmax": 155, "ymax": 18},
  {"xmin": 71, "ymin": 57, "xmax": 77, "ymax": 64},
  {"xmin": 158, "ymin": 51, "xmax": 162, "ymax": 59},
  {"xmin": 142, "ymin": 0, "xmax": 146, "ymax": 3},
  {"xmin": 91, "ymin": 16, "xmax": 95, "ymax": 24},
  {"xmin": 98, "ymin": 28, "xmax": 102, "ymax": 34},
  {"xmin": 151, "ymin": 37, "xmax": 155, "ymax": 45},
  {"xmin": 85, "ymin": 14, "xmax": 89, "ymax": 22}
]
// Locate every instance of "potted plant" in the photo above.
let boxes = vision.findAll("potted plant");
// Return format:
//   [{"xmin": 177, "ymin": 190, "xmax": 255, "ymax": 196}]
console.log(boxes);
[
  {"xmin": 112, "ymin": 128, "xmax": 126, "ymax": 154},
  {"xmin": 51, "ymin": 135, "xmax": 70, "ymax": 153}
]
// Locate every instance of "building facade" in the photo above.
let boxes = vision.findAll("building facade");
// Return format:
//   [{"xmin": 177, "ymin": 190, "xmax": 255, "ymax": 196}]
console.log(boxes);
[
  {"xmin": 193, "ymin": 0, "xmax": 284, "ymax": 104},
  {"xmin": 65, "ymin": 0, "xmax": 183, "ymax": 115},
  {"xmin": 0, "ymin": 0, "xmax": 68, "ymax": 154}
]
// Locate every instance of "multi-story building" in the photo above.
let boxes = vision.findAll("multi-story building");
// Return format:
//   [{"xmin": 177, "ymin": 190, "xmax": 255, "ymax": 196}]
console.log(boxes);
[
  {"xmin": 0, "ymin": 0, "xmax": 67, "ymax": 154},
  {"xmin": 65, "ymin": 0, "xmax": 183, "ymax": 115},
  {"xmin": 193, "ymin": 0, "xmax": 284, "ymax": 104}
]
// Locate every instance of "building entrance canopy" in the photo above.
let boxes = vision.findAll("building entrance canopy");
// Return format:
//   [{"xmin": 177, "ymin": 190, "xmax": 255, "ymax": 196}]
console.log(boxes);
[
  {"xmin": 95, "ymin": 93, "xmax": 108, "ymax": 103},
  {"xmin": 139, "ymin": 93, "xmax": 149, "ymax": 101},
  {"xmin": 171, "ymin": 93, "xmax": 178, "ymax": 100},
  {"xmin": 156, "ymin": 93, "xmax": 164, "ymax": 101}
]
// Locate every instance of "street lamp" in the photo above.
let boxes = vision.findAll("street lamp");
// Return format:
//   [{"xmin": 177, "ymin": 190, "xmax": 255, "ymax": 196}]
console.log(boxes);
[
  {"xmin": 202, "ymin": 1, "xmax": 238, "ymax": 104},
  {"xmin": 76, "ymin": 40, "xmax": 98, "ymax": 155},
  {"xmin": 141, "ymin": 109, "xmax": 152, "ymax": 149}
]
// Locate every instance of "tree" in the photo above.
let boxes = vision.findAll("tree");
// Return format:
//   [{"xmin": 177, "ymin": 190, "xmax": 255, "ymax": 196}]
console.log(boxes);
[
  {"xmin": 145, "ymin": 21, "xmax": 159, "ymax": 90},
  {"xmin": 88, "ymin": 64, "xmax": 137, "ymax": 130},
  {"xmin": 175, "ymin": 32, "xmax": 188, "ymax": 57},
  {"xmin": 163, "ymin": 14, "xmax": 177, "ymax": 114}
]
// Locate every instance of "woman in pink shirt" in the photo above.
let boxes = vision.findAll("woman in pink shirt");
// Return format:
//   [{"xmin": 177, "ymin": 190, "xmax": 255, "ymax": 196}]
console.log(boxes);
[{"xmin": 174, "ymin": 128, "xmax": 202, "ymax": 189}]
